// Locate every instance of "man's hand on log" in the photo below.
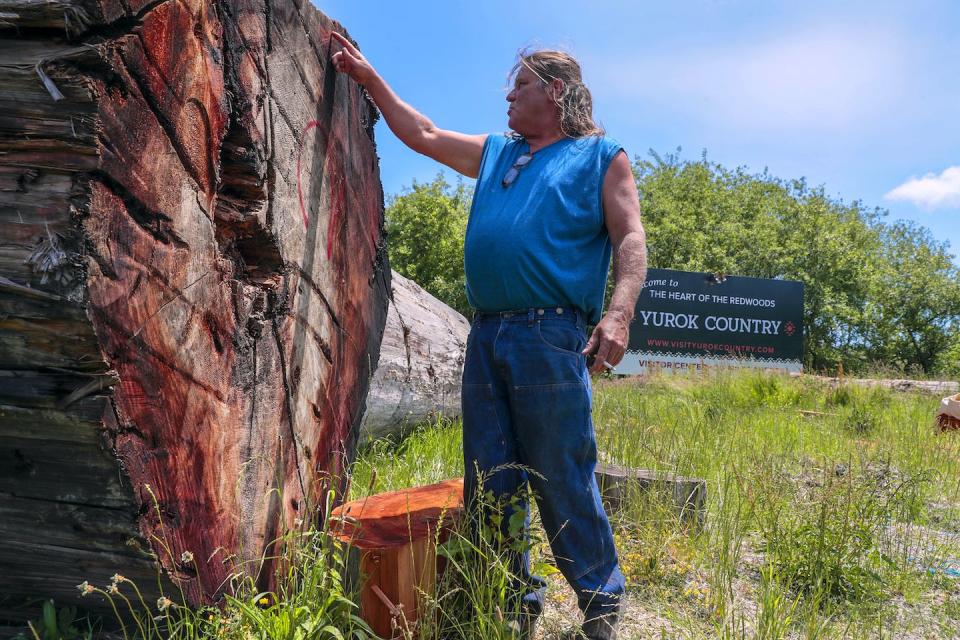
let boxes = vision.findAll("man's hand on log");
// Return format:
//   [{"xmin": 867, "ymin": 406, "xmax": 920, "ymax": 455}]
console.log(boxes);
[
  {"xmin": 582, "ymin": 309, "xmax": 630, "ymax": 375},
  {"xmin": 331, "ymin": 32, "xmax": 375, "ymax": 86}
]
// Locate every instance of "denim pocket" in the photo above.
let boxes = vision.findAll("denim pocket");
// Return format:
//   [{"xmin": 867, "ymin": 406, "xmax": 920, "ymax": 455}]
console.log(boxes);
[{"xmin": 535, "ymin": 319, "xmax": 585, "ymax": 357}]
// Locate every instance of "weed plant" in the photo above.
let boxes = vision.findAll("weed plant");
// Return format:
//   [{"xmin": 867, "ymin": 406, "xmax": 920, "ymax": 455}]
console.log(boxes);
[
  {"xmin": 40, "ymin": 488, "xmax": 374, "ymax": 640},
  {"xmin": 760, "ymin": 461, "xmax": 925, "ymax": 604},
  {"xmin": 16, "ymin": 600, "xmax": 97, "ymax": 640},
  {"xmin": 415, "ymin": 472, "xmax": 547, "ymax": 640}
]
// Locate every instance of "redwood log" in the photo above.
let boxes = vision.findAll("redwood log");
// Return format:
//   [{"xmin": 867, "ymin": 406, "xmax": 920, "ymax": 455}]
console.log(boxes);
[
  {"xmin": 0, "ymin": 0, "xmax": 389, "ymax": 618},
  {"xmin": 360, "ymin": 271, "xmax": 470, "ymax": 441}
]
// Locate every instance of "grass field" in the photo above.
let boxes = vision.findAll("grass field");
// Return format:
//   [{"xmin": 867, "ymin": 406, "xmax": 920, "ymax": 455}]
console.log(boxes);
[
  {"xmin": 26, "ymin": 370, "xmax": 958, "ymax": 639},
  {"xmin": 349, "ymin": 370, "xmax": 960, "ymax": 639}
]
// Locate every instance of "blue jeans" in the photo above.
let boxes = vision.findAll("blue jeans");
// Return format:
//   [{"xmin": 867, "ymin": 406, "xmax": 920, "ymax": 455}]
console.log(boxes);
[{"xmin": 461, "ymin": 306, "xmax": 625, "ymax": 619}]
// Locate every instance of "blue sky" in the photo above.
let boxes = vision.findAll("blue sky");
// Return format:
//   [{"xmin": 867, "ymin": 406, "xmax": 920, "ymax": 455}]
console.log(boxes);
[{"xmin": 320, "ymin": 0, "xmax": 959, "ymax": 263}]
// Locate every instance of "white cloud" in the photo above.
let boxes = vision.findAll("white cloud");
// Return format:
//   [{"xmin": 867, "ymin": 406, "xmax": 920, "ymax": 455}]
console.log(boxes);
[
  {"xmin": 885, "ymin": 167, "xmax": 960, "ymax": 209},
  {"xmin": 592, "ymin": 26, "xmax": 905, "ymax": 134}
]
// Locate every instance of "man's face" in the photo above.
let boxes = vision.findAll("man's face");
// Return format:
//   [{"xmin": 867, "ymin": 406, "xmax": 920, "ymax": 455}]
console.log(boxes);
[{"xmin": 506, "ymin": 67, "xmax": 558, "ymax": 136}]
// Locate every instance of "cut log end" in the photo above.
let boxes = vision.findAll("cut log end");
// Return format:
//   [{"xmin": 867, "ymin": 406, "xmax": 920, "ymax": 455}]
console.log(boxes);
[{"xmin": 1, "ymin": 0, "xmax": 389, "ymax": 621}]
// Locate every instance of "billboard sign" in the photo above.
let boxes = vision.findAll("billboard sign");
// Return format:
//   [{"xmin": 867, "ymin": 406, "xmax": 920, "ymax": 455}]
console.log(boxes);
[{"xmin": 617, "ymin": 268, "xmax": 804, "ymax": 375}]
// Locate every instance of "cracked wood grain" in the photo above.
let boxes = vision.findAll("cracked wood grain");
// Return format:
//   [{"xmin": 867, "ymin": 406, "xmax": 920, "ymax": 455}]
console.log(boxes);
[{"xmin": 0, "ymin": 0, "xmax": 389, "ymax": 621}]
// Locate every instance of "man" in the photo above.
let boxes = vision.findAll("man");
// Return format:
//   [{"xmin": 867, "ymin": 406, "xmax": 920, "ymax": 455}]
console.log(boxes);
[{"xmin": 332, "ymin": 33, "xmax": 647, "ymax": 640}]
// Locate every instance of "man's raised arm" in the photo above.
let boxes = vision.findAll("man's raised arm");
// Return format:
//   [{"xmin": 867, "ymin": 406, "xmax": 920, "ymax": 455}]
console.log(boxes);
[{"xmin": 331, "ymin": 32, "xmax": 486, "ymax": 178}]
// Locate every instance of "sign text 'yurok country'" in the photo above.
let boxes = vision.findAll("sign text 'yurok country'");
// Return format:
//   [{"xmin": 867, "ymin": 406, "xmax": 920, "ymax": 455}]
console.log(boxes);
[{"xmin": 617, "ymin": 268, "xmax": 804, "ymax": 375}]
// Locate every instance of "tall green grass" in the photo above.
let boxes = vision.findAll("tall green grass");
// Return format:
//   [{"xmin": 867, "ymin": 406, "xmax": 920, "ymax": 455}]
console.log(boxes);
[
  {"xmin": 350, "ymin": 370, "xmax": 960, "ymax": 638},
  {"xmin": 28, "ymin": 371, "xmax": 957, "ymax": 639},
  {"xmin": 349, "ymin": 418, "xmax": 464, "ymax": 499},
  {"xmin": 31, "ymin": 490, "xmax": 374, "ymax": 640}
]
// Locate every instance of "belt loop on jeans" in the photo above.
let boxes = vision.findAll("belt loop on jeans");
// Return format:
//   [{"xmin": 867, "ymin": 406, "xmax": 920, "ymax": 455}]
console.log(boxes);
[{"xmin": 527, "ymin": 308, "xmax": 535, "ymax": 326}]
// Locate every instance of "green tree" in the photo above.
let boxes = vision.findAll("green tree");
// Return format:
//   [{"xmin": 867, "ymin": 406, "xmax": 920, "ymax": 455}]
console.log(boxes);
[
  {"xmin": 386, "ymin": 174, "xmax": 471, "ymax": 316},
  {"xmin": 935, "ymin": 332, "xmax": 960, "ymax": 379},
  {"xmin": 633, "ymin": 149, "xmax": 960, "ymax": 373},
  {"xmin": 864, "ymin": 222, "xmax": 960, "ymax": 374}
]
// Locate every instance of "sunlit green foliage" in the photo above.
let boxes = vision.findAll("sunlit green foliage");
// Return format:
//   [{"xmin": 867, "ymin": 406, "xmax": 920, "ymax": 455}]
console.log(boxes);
[
  {"xmin": 386, "ymin": 175, "xmax": 472, "ymax": 317},
  {"xmin": 354, "ymin": 370, "xmax": 960, "ymax": 638}
]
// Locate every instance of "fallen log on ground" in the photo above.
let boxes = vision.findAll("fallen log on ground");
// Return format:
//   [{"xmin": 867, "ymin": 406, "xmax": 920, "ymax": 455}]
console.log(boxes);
[
  {"xmin": 360, "ymin": 271, "xmax": 470, "ymax": 441},
  {"xmin": 594, "ymin": 463, "xmax": 707, "ymax": 529},
  {"xmin": 0, "ymin": 0, "xmax": 388, "ymax": 619},
  {"xmin": 805, "ymin": 374, "xmax": 959, "ymax": 395}
]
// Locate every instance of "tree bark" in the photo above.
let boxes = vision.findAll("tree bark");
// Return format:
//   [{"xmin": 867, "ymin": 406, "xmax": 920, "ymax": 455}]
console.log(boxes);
[
  {"xmin": 360, "ymin": 271, "xmax": 469, "ymax": 441},
  {"xmin": 0, "ymin": 0, "xmax": 389, "ymax": 616}
]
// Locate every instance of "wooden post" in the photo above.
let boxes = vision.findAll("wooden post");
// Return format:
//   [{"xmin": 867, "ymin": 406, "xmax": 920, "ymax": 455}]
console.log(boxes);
[
  {"xmin": 331, "ymin": 478, "xmax": 464, "ymax": 639},
  {"xmin": 595, "ymin": 463, "xmax": 707, "ymax": 528}
]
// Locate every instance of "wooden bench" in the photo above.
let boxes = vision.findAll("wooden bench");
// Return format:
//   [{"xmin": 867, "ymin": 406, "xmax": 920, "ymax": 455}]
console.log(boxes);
[{"xmin": 331, "ymin": 478, "xmax": 464, "ymax": 639}]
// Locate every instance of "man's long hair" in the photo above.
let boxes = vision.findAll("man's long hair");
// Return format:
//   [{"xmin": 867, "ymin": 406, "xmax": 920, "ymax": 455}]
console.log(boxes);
[{"xmin": 510, "ymin": 49, "xmax": 604, "ymax": 139}]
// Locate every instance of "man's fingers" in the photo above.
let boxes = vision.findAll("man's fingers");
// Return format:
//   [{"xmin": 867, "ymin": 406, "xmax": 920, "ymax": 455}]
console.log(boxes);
[
  {"xmin": 329, "ymin": 31, "xmax": 349, "ymax": 48},
  {"xmin": 608, "ymin": 345, "xmax": 625, "ymax": 366},
  {"xmin": 330, "ymin": 31, "xmax": 360, "ymax": 57},
  {"xmin": 332, "ymin": 49, "xmax": 354, "ymax": 66},
  {"xmin": 581, "ymin": 331, "xmax": 598, "ymax": 356},
  {"xmin": 607, "ymin": 338, "xmax": 625, "ymax": 366},
  {"xmin": 332, "ymin": 49, "xmax": 359, "ymax": 78},
  {"xmin": 593, "ymin": 342, "xmax": 613, "ymax": 371},
  {"xmin": 587, "ymin": 336, "xmax": 614, "ymax": 373}
]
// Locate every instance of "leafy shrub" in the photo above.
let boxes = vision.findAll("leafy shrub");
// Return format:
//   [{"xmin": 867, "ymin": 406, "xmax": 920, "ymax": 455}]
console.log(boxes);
[
  {"xmin": 825, "ymin": 384, "xmax": 855, "ymax": 408},
  {"xmin": 845, "ymin": 403, "xmax": 880, "ymax": 436},
  {"xmin": 386, "ymin": 175, "xmax": 471, "ymax": 316},
  {"xmin": 761, "ymin": 462, "xmax": 922, "ymax": 604},
  {"xmin": 635, "ymin": 151, "xmax": 960, "ymax": 374}
]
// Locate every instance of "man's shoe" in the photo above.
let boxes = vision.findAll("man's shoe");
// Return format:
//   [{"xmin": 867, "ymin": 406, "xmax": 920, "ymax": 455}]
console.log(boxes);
[{"xmin": 580, "ymin": 611, "xmax": 618, "ymax": 640}]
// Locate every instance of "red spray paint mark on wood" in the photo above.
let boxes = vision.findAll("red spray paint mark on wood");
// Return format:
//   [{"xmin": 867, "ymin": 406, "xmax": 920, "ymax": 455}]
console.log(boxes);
[
  {"xmin": 296, "ymin": 120, "xmax": 320, "ymax": 229},
  {"xmin": 297, "ymin": 120, "xmax": 344, "ymax": 261}
]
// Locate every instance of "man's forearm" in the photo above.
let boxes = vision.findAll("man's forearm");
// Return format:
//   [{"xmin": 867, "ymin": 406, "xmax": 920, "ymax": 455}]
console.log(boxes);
[
  {"xmin": 362, "ymin": 73, "xmax": 437, "ymax": 154},
  {"xmin": 332, "ymin": 34, "xmax": 483, "ymax": 177},
  {"xmin": 606, "ymin": 229, "xmax": 647, "ymax": 322},
  {"xmin": 331, "ymin": 32, "xmax": 436, "ymax": 152}
]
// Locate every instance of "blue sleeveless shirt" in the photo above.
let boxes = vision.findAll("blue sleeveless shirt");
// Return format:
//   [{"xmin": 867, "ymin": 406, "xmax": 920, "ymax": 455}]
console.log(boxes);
[{"xmin": 464, "ymin": 134, "xmax": 623, "ymax": 324}]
